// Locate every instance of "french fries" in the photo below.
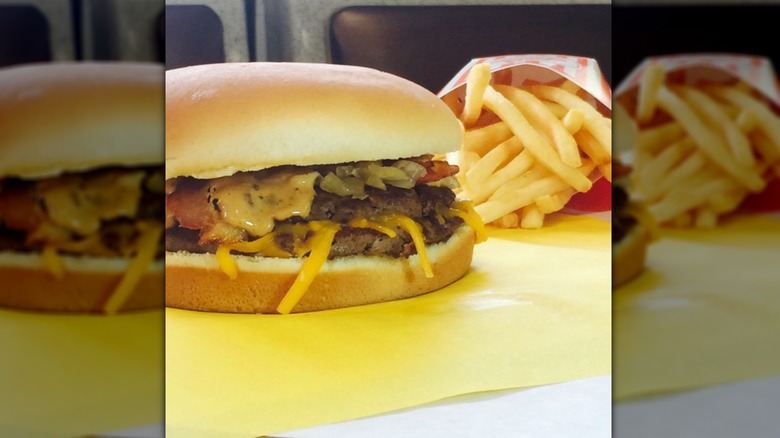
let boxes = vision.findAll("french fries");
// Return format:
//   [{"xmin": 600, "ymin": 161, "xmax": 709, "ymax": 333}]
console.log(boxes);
[
  {"xmin": 620, "ymin": 62, "xmax": 780, "ymax": 228},
  {"xmin": 457, "ymin": 62, "xmax": 611, "ymax": 229},
  {"xmin": 460, "ymin": 63, "xmax": 493, "ymax": 126}
]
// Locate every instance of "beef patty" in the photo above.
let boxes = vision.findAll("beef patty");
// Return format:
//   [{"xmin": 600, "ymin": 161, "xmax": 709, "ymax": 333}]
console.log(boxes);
[{"xmin": 166, "ymin": 185, "xmax": 464, "ymax": 259}]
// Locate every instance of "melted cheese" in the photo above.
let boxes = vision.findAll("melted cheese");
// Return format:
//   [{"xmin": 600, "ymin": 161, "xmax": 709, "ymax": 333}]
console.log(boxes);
[
  {"xmin": 626, "ymin": 203, "xmax": 660, "ymax": 240},
  {"xmin": 376, "ymin": 214, "xmax": 433, "ymax": 278},
  {"xmin": 447, "ymin": 200, "xmax": 488, "ymax": 243},
  {"xmin": 226, "ymin": 234, "xmax": 290, "ymax": 258},
  {"xmin": 347, "ymin": 217, "xmax": 397, "ymax": 238},
  {"xmin": 40, "ymin": 171, "xmax": 144, "ymax": 235},
  {"xmin": 216, "ymin": 245, "xmax": 238, "ymax": 280},
  {"xmin": 213, "ymin": 202, "xmax": 489, "ymax": 313},
  {"xmin": 274, "ymin": 223, "xmax": 312, "ymax": 256},
  {"xmin": 211, "ymin": 171, "xmax": 319, "ymax": 238},
  {"xmin": 41, "ymin": 246, "xmax": 65, "ymax": 278},
  {"xmin": 276, "ymin": 222, "xmax": 340, "ymax": 314},
  {"xmin": 103, "ymin": 222, "xmax": 163, "ymax": 314},
  {"xmin": 213, "ymin": 212, "xmax": 442, "ymax": 312}
]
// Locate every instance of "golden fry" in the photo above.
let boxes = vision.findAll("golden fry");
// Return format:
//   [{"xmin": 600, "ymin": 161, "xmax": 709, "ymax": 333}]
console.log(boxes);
[
  {"xmin": 469, "ymin": 150, "xmax": 535, "ymax": 204},
  {"xmin": 647, "ymin": 168, "xmax": 734, "ymax": 223},
  {"xmin": 562, "ymin": 109, "xmax": 585, "ymax": 134},
  {"xmin": 638, "ymin": 144, "xmax": 704, "ymax": 202},
  {"xmin": 574, "ymin": 130, "xmax": 611, "ymax": 165},
  {"xmin": 495, "ymin": 84, "xmax": 582, "ymax": 167},
  {"xmin": 482, "ymin": 86, "xmax": 592, "ymax": 192},
  {"xmin": 524, "ymin": 84, "xmax": 612, "ymax": 153},
  {"xmin": 466, "ymin": 136, "xmax": 523, "ymax": 185},
  {"xmin": 535, "ymin": 189, "xmax": 573, "ymax": 214},
  {"xmin": 463, "ymin": 122, "xmax": 514, "ymax": 156},
  {"xmin": 694, "ymin": 207, "xmax": 718, "ymax": 228},
  {"xmin": 637, "ymin": 137, "xmax": 689, "ymax": 190},
  {"xmin": 455, "ymin": 75, "xmax": 609, "ymax": 230},
  {"xmin": 674, "ymin": 85, "xmax": 755, "ymax": 168},
  {"xmin": 490, "ymin": 212, "xmax": 519, "ymax": 229},
  {"xmin": 476, "ymin": 161, "xmax": 595, "ymax": 224},
  {"xmin": 542, "ymin": 100, "xmax": 568, "ymax": 119},
  {"xmin": 558, "ymin": 80, "xmax": 581, "ymax": 96},
  {"xmin": 655, "ymin": 85, "xmax": 764, "ymax": 192},
  {"xmin": 461, "ymin": 62, "xmax": 493, "ymax": 126},
  {"xmin": 519, "ymin": 204, "xmax": 545, "ymax": 229},
  {"xmin": 636, "ymin": 63, "xmax": 666, "ymax": 123},
  {"xmin": 637, "ymin": 122, "xmax": 685, "ymax": 155},
  {"xmin": 706, "ymin": 85, "xmax": 780, "ymax": 155}
]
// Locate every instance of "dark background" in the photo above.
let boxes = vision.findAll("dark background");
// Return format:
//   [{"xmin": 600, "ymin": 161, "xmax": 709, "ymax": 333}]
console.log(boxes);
[
  {"xmin": 613, "ymin": 5, "xmax": 780, "ymax": 86},
  {"xmin": 330, "ymin": 5, "xmax": 611, "ymax": 93}
]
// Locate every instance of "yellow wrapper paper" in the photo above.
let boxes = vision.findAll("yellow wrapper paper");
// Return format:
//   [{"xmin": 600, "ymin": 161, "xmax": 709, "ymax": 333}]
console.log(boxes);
[
  {"xmin": 166, "ymin": 214, "xmax": 611, "ymax": 437},
  {"xmin": 614, "ymin": 215, "xmax": 780, "ymax": 400},
  {"xmin": 0, "ymin": 309, "xmax": 163, "ymax": 436}
]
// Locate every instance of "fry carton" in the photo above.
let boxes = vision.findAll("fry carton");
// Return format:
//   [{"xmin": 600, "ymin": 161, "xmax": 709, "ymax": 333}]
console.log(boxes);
[
  {"xmin": 616, "ymin": 54, "xmax": 780, "ymax": 106},
  {"xmin": 439, "ymin": 54, "xmax": 612, "ymax": 117},
  {"xmin": 438, "ymin": 54, "xmax": 613, "ymax": 214},
  {"xmin": 615, "ymin": 54, "xmax": 780, "ymax": 216}
]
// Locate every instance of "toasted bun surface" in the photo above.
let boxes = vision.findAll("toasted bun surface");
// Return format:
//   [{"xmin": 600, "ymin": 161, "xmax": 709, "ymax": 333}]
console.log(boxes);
[
  {"xmin": 612, "ymin": 224, "xmax": 649, "ymax": 288},
  {"xmin": 0, "ymin": 254, "xmax": 163, "ymax": 312},
  {"xmin": 165, "ymin": 62, "xmax": 464, "ymax": 179},
  {"xmin": 0, "ymin": 62, "xmax": 164, "ymax": 178},
  {"xmin": 166, "ymin": 227, "xmax": 474, "ymax": 313}
]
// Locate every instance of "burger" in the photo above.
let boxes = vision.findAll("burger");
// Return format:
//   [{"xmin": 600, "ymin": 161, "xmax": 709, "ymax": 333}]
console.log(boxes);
[
  {"xmin": 0, "ymin": 63, "xmax": 164, "ymax": 313},
  {"xmin": 612, "ymin": 160, "xmax": 654, "ymax": 287},
  {"xmin": 165, "ymin": 62, "xmax": 485, "ymax": 314}
]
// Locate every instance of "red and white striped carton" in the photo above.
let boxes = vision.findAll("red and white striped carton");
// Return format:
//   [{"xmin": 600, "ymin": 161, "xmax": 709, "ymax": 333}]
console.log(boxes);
[
  {"xmin": 438, "ymin": 54, "xmax": 613, "ymax": 213},
  {"xmin": 438, "ymin": 54, "xmax": 612, "ymax": 115},
  {"xmin": 616, "ymin": 54, "xmax": 780, "ymax": 213},
  {"xmin": 615, "ymin": 53, "xmax": 780, "ymax": 107}
]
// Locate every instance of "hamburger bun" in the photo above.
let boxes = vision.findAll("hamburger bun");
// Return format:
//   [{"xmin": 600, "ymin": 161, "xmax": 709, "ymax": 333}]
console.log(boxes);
[
  {"xmin": 0, "ymin": 62, "xmax": 164, "ymax": 313},
  {"xmin": 0, "ymin": 254, "xmax": 163, "ymax": 312},
  {"xmin": 165, "ymin": 62, "xmax": 463, "ymax": 179},
  {"xmin": 165, "ymin": 62, "xmax": 475, "ymax": 314},
  {"xmin": 166, "ymin": 227, "xmax": 474, "ymax": 313},
  {"xmin": 0, "ymin": 62, "xmax": 163, "ymax": 179}
]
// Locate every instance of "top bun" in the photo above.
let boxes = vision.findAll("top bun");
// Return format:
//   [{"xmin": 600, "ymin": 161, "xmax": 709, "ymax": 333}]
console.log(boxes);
[
  {"xmin": 165, "ymin": 62, "xmax": 463, "ymax": 179},
  {"xmin": 0, "ymin": 62, "xmax": 164, "ymax": 179}
]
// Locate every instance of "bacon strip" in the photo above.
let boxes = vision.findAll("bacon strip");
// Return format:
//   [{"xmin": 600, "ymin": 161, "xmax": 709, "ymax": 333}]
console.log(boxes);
[
  {"xmin": 0, "ymin": 184, "xmax": 46, "ymax": 232},
  {"xmin": 166, "ymin": 178, "xmax": 246, "ymax": 245},
  {"xmin": 416, "ymin": 160, "xmax": 460, "ymax": 183}
]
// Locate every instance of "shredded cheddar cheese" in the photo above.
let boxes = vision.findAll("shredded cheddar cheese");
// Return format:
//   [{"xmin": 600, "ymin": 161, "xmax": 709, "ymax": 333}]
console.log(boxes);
[
  {"xmin": 41, "ymin": 246, "xmax": 65, "ymax": 278},
  {"xmin": 448, "ymin": 200, "xmax": 488, "ymax": 243},
  {"xmin": 227, "ymin": 234, "xmax": 290, "ymax": 258},
  {"xmin": 276, "ymin": 223, "xmax": 314, "ymax": 256},
  {"xmin": 276, "ymin": 222, "xmax": 341, "ymax": 314},
  {"xmin": 213, "ymin": 203, "xmax": 486, "ymax": 314},
  {"xmin": 376, "ymin": 213, "xmax": 433, "ymax": 278},
  {"xmin": 103, "ymin": 222, "xmax": 163, "ymax": 314},
  {"xmin": 626, "ymin": 203, "xmax": 660, "ymax": 241},
  {"xmin": 348, "ymin": 217, "xmax": 398, "ymax": 238},
  {"xmin": 216, "ymin": 245, "xmax": 238, "ymax": 280}
]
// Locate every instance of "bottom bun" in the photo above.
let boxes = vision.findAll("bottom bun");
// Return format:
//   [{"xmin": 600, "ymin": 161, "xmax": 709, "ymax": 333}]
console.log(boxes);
[
  {"xmin": 612, "ymin": 224, "xmax": 650, "ymax": 288},
  {"xmin": 166, "ymin": 226, "xmax": 476, "ymax": 313},
  {"xmin": 0, "ymin": 253, "xmax": 163, "ymax": 313}
]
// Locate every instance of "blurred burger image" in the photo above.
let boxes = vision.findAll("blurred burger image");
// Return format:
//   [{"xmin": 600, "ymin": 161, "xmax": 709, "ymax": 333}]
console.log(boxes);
[
  {"xmin": 0, "ymin": 63, "xmax": 164, "ymax": 313},
  {"xmin": 165, "ymin": 62, "xmax": 485, "ymax": 314},
  {"xmin": 612, "ymin": 160, "xmax": 654, "ymax": 288}
]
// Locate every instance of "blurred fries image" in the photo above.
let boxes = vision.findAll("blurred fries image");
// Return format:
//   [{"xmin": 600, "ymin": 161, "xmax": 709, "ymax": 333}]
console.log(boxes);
[{"xmin": 616, "ymin": 55, "xmax": 780, "ymax": 227}]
